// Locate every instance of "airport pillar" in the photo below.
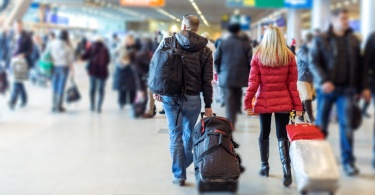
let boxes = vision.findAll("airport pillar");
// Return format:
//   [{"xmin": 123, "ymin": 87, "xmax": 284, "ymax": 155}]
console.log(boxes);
[
  {"xmin": 361, "ymin": 0, "xmax": 375, "ymax": 44},
  {"xmin": 287, "ymin": 9, "xmax": 302, "ymax": 48},
  {"xmin": 311, "ymin": 0, "xmax": 331, "ymax": 32},
  {"xmin": 4, "ymin": 0, "xmax": 32, "ymax": 27}
]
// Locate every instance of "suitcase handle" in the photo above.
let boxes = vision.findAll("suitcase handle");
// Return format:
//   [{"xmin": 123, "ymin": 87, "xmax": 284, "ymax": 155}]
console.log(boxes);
[
  {"xmin": 200, "ymin": 112, "xmax": 216, "ymax": 119},
  {"xmin": 290, "ymin": 110, "xmax": 310, "ymax": 126}
]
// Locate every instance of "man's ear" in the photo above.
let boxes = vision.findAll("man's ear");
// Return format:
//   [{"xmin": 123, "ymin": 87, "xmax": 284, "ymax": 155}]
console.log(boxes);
[{"xmin": 182, "ymin": 24, "xmax": 187, "ymax": 31}]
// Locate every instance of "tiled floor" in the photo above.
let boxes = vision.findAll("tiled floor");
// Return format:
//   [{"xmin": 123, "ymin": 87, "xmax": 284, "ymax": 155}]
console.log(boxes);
[{"xmin": 0, "ymin": 64, "xmax": 374, "ymax": 195}]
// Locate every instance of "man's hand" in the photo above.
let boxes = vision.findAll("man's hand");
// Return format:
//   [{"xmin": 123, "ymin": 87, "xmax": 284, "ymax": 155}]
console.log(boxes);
[
  {"xmin": 295, "ymin": 111, "xmax": 303, "ymax": 117},
  {"xmin": 153, "ymin": 94, "xmax": 162, "ymax": 102},
  {"xmin": 362, "ymin": 89, "xmax": 372, "ymax": 102},
  {"xmin": 322, "ymin": 82, "xmax": 335, "ymax": 94},
  {"xmin": 204, "ymin": 108, "xmax": 213, "ymax": 117}
]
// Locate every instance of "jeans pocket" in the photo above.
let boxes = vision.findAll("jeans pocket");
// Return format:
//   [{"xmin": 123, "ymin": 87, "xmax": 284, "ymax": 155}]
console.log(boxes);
[{"xmin": 162, "ymin": 96, "xmax": 174, "ymax": 105}]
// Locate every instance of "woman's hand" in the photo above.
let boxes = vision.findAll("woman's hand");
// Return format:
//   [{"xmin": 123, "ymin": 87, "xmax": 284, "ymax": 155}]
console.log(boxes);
[
  {"xmin": 246, "ymin": 109, "xmax": 254, "ymax": 116},
  {"xmin": 295, "ymin": 111, "xmax": 303, "ymax": 117}
]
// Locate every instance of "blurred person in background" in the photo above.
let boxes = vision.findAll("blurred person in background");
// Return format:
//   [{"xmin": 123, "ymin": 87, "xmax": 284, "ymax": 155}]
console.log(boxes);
[
  {"xmin": 289, "ymin": 38, "xmax": 296, "ymax": 55},
  {"xmin": 113, "ymin": 35, "xmax": 138, "ymax": 109},
  {"xmin": 30, "ymin": 34, "xmax": 42, "ymax": 69},
  {"xmin": 75, "ymin": 36, "xmax": 87, "ymax": 60},
  {"xmin": 0, "ymin": 28, "xmax": 13, "ymax": 68},
  {"xmin": 82, "ymin": 36, "xmax": 110, "ymax": 113},
  {"xmin": 134, "ymin": 38, "xmax": 155, "ymax": 118},
  {"xmin": 8, "ymin": 20, "xmax": 33, "ymax": 109},
  {"xmin": 363, "ymin": 32, "xmax": 375, "ymax": 169},
  {"xmin": 152, "ymin": 14, "xmax": 213, "ymax": 186},
  {"xmin": 244, "ymin": 26, "xmax": 302, "ymax": 187},
  {"xmin": 46, "ymin": 30, "xmax": 74, "ymax": 113},
  {"xmin": 214, "ymin": 23, "xmax": 252, "ymax": 127},
  {"xmin": 296, "ymin": 33, "xmax": 315, "ymax": 123},
  {"xmin": 201, "ymin": 32, "xmax": 221, "ymax": 103},
  {"xmin": 113, "ymin": 45, "xmax": 137, "ymax": 110},
  {"xmin": 309, "ymin": 9, "xmax": 371, "ymax": 176}
]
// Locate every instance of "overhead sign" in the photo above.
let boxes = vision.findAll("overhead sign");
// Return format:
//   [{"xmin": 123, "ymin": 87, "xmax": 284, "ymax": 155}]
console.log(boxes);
[
  {"xmin": 226, "ymin": 0, "xmax": 312, "ymax": 9},
  {"xmin": 120, "ymin": 0, "xmax": 165, "ymax": 7},
  {"xmin": 284, "ymin": 0, "xmax": 312, "ymax": 9},
  {"xmin": 226, "ymin": 0, "xmax": 284, "ymax": 8}
]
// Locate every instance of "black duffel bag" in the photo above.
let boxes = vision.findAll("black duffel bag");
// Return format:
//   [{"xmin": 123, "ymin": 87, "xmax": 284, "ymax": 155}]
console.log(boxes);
[{"xmin": 193, "ymin": 113, "xmax": 244, "ymax": 193}]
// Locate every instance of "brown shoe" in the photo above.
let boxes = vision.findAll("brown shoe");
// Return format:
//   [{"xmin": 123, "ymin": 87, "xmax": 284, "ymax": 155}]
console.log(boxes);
[{"xmin": 143, "ymin": 113, "xmax": 154, "ymax": 119}]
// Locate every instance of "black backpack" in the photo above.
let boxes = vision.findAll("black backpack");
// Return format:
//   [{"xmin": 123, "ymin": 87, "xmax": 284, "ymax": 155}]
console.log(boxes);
[
  {"xmin": 148, "ymin": 36, "xmax": 185, "ymax": 96},
  {"xmin": 193, "ymin": 113, "xmax": 244, "ymax": 192}
]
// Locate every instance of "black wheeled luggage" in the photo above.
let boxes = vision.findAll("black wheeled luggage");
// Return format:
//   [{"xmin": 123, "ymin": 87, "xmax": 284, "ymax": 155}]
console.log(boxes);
[{"xmin": 193, "ymin": 113, "xmax": 244, "ymax": 193}]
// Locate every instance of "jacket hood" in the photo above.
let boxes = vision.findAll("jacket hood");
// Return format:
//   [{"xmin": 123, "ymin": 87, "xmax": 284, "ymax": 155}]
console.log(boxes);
[{"xmin": 175, "ymin": 30, "xmax": 208, "ymax": 52}]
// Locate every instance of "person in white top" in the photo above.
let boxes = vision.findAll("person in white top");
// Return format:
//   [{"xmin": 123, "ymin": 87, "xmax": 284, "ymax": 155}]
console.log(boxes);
[{"xmin": 45, "ymin": 30, "xmax": 74, "ymax": 113}]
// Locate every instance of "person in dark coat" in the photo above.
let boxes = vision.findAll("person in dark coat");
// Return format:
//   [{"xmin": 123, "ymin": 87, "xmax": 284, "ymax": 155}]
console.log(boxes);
[
  {"xmin": 113, "ymin": 46, "xmax": 137, "ymax": 109},
  {"xmin": 82, "ymin": 37, "xmax": 110, "ymax": 113},
  {"xmin": 0, "ymin": 29, "xmax": 12, "ymax": 69},
  {"xmin": 134, "ymin": 38, "xmax": 154, "ymax": 118},
  {"xmin": 214, "ymin": 23, "xmax": 252, "ymax": 127},
  {"xmin": 309, "ymin": 9, "xmax": 371, "ymax": 176},
  {"xmin": 363, "ymin": 31, "xmax": 375, "ymax": 169}
]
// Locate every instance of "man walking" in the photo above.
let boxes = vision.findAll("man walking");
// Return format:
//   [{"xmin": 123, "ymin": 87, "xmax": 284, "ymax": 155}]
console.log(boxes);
[
  {"xmin": 8, "ymin": 20, "xmax": 33, "ymax": 109},
  {"xmin": 214, "ymin": 23, "xmax": 252, "ymax": 127},
  {"xmin": 309, "ymin": 9, "xmax": 371, "ymax": 176},
  {"xmin": 152, "ymin": 15, "xmax": 213, "ymax": 186}
]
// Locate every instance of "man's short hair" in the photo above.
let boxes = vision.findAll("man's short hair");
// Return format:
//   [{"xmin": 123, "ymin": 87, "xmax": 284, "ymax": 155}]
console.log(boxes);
[
  {"xmin": 332, "ymin": 8, "xmax": 348, "ymax": 17},
  {"xmin": 183, "ymin": 15, "xmax": 200, "ymax": 32},
  {"xmin": 228, "ymin": 23, "xmax": 241, "ymax": 34}
]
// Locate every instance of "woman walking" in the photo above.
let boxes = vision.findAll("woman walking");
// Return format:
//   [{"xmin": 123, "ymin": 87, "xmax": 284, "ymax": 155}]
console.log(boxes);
[
  {"xmin": 244, "ymin": 26, "xmax": 303, "ymax": 187},
  {"xmin": 47, "ymin": 30, "xmax": 74, "ymax": 112},
  {"xmin": 82, "ymin": 37, "xmax": 110, "ymax": 113}
]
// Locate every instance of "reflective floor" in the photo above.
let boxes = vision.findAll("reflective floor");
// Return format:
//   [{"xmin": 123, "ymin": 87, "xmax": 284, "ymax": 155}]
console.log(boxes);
[{"xmin": 0, "ymin": 64, "xmax": 374, "ymax": 195}]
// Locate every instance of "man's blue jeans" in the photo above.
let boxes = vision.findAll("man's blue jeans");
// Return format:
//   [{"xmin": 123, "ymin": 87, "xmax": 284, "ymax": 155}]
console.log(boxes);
[
  {"xmin": 52, "ymin": 67, "xmax": 69, "ymax": 97},
  {"xmin": 316, "ymin": 88, "xmax": 355, "ymax": 165},
  {"xmin": 89, "ymin": 76, "xmax": 106, "ymax": 110},
  {"xmin": 163, "ymin": 95, "xmax": 201, "ymax": 180}
]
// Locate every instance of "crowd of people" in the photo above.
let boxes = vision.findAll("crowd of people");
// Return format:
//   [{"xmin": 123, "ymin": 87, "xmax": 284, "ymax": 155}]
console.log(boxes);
[{"xmin": 0, "ymin": 7, "xmax": 374, "ymax": 189}]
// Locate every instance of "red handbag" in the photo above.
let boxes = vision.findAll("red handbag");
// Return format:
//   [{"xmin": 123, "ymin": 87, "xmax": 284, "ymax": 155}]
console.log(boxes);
[{"xmin": 286, "ymin": 112, "xmax": 325, "ymax": 141}]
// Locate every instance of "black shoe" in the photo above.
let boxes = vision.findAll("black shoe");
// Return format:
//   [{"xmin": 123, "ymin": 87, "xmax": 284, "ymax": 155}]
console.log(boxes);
[
  {"xmin": 259, "ymin": 139, "xmax": 270, "ymax": 177},
  {"xmin": 97, "ymin": 108, "xmax": 102, "ymax": 114},
  {"xmin": 159, "ymin": 109, "xmax": 165, "ymax": 114},
  {"xmin": 58, "ymin": 107, "xmax": 66, "ymax": 113},
  {"xmin": 279, "ymin": 141, "xmax": 292, "ymax": 187},
  {"xmin": 343, "ymin": 163, "xmax": 360, "ymax": 176},
  {"xmin": 172, "ymin": 179, "xmax": 185, "ymax": 186},
  {"xmin": 153, "ymin": 106, "xmax": 157, "ymax": 116},
  {"xmin": 220, "ymin": 102, "xmax": 225, "ymax": 107}
]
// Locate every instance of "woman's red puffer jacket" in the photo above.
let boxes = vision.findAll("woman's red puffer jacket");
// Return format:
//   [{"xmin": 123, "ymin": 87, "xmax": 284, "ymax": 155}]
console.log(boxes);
[{"xmin": 244, "ymin": 54, "xmax": 303, "ymax": 113}]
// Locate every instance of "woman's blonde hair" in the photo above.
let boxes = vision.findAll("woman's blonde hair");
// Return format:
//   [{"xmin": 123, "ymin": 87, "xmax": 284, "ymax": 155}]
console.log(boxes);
[{"xmin": 254, "ymin": 26, "xmax": 293, "ymax": 67}]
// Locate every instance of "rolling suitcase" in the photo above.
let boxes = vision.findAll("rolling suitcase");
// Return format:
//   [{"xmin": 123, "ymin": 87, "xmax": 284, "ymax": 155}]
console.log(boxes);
[
  {"xmin": 193, "ymin": 113, "xmax": 244, "ymax": 193},
  {"xmin": 290, "ymin": 140, "xmax": 340, "ymax": 195},
  {"xmin": 287, "ymin": 112, "xmax": 339, "ymax": 195}
]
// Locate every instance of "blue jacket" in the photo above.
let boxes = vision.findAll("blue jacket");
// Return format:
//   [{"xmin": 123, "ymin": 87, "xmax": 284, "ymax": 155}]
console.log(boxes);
[{"xmin": 296, "ymin": 44, "xmax": 313, "ymax": 82}]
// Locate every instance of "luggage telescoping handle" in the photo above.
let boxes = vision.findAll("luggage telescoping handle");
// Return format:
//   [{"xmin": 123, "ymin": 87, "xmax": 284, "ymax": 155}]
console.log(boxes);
[
  {"xmin": 290, "ymin": 110, "xmax": 310, "ymax": 126},
  {"xmin": 200, "ymin": 112, "xmax": 216, "ymax": 119}
]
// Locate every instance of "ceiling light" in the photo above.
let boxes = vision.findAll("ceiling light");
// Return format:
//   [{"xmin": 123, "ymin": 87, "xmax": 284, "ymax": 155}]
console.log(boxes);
[
  {"xmin": 352, "ymin": 0, "xmax": 357, "ymax": 3},
  {"xmin": 344, "ymin": 1, "xmax": 350, "ymax": 6},
  {"xmin": 336, "ymin": 2, "xmax": 342, "ymax": 8},
  {"xmin": 155, "ymin": 8, "xmax": 181, "ymax": 22},
  {"xmin": 188, "ymin": 0, "xmax": 210, "ymax": 27}
]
